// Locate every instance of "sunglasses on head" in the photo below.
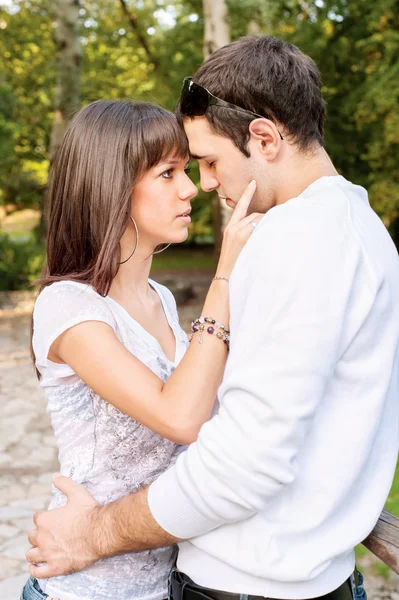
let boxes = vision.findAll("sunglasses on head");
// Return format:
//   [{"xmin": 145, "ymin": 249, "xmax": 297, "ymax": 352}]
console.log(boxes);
[{"xmin": 179, "ymin": 77, "xmax": 283, "ymax": 140}]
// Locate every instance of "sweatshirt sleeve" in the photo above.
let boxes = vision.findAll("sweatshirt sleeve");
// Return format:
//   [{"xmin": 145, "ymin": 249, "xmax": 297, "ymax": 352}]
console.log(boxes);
[{"xmin": 148, "ymin": 209, "xmax": 371, "ymax": 539}]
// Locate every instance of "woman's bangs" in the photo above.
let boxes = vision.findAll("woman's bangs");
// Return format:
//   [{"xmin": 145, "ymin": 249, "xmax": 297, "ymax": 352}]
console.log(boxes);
[{"xmin": 141, "ymin": 112, "xmax": 189, "ymax": 171}]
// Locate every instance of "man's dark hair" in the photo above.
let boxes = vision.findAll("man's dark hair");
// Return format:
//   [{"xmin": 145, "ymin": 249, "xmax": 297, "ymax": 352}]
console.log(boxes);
[{"xmin": 178, "ymin": 35, "xmax": 326, "ymax": 156}]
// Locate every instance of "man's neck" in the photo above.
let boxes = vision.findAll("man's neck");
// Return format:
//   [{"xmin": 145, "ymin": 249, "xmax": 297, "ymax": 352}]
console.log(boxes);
[{"xmin": 276, "ymin": 146, "xmax": 339, "ymax": 206}]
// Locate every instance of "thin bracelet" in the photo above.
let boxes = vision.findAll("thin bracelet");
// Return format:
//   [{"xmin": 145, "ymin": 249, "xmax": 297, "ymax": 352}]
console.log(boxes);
[{"xmin": 212, "ymin": 276, "xmax": 229, "ymax": 283}]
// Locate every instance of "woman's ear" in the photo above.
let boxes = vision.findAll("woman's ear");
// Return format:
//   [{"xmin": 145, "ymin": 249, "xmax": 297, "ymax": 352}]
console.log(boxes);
[{"xmin": 248, "ymin": 118, "xmax": 282, "ymax": 160}]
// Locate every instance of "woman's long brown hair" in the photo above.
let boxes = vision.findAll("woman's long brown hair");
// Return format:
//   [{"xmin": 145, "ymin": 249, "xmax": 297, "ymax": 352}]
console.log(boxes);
[{"xmin": 31, "ymin": 100, "xmax": 189, "ymax": 376}]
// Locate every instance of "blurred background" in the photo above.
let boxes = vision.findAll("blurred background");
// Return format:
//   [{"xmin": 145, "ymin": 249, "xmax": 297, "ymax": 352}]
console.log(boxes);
[
  {"xmin": 0, "ymin": 0, "xmax": 398, "ymax": 597},
  {"xmin": 0, "ymin": 0, "xmax": 399, "ymax": 288}
]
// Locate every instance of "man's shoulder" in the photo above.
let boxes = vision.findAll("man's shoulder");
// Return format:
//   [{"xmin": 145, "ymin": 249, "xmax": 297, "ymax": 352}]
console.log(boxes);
[
  {"xmin": 265, "ymin": 182, "xmax": 354, "ymax": 233},
  {"xmin": 253, "ymin": 199, "xmax": 349, "ymax": 257},
  {"xmin": 255, "ymin": 178, "xmax": 372, "ymax": 256},
  {"xmin": 236, "ymin": 179, "xmax": 372, "ymax": 284}
]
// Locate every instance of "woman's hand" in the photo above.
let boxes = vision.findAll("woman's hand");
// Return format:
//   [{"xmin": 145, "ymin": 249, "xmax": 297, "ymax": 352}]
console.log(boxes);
[{"xmin": 216, "ymin": 180, "xmax": 263, "ymax": 278}]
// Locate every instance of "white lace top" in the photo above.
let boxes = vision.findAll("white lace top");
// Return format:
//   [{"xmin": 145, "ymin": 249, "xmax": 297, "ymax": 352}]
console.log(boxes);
[{"xmin": 32, "ymin": 280, "xmax": 189, "ymax": 600}]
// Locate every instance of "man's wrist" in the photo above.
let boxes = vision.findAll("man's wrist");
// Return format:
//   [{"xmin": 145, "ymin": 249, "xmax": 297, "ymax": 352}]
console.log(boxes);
[
  {"xmin": 88, "ymin": 487, "xmax": 180, "ymax": 559},
  {"xmin": 89, "ymin": 504, "xmax": 117, "ymax": 559},
  {"xmin": 88, "ymin": 494, "xmax": 142, "ymax": 559}
]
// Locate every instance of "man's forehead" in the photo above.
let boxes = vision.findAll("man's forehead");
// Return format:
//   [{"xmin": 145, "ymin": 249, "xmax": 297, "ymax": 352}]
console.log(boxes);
[{"xmin": 183, "ymin": 117, "xmax": 223, "ymax": 158}]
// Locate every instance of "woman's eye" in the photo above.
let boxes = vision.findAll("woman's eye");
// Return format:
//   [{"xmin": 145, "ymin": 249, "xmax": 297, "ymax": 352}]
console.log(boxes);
[
  {"xmin": 209, "ymin": 161, "xmax": 215, "ymax": 168},
  {"xmin": 161, "ymin": 169, "xmax": 174, "ymax": 179},
  {"xmin": 184, "ymin": 167, "xmax": 191, "ymax": 175}
]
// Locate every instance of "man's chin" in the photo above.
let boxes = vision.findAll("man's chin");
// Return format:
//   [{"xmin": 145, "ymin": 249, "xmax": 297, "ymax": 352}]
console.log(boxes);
[{"xmin": 224, "ymin": 198, "xmax": 237, "ymax": 209}]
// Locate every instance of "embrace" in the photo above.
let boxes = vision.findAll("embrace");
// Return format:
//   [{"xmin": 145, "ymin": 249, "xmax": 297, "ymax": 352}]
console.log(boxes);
[{"xmin": 22, "ymin": 35, "xmax": 399, "ymax": 600}]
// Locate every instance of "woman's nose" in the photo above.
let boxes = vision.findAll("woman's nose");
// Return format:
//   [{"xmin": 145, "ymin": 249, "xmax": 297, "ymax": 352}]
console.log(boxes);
[{"xmin": 180, "ymin": 178, "xmax": 198, "ymax": 201}]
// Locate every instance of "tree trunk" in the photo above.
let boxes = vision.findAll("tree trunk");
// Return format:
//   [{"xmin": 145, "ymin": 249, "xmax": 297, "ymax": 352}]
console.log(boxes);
[
  {"xmin": 203, "ymin": 0, "xmax": 230, "ymax": 59},
  {"xmin": 49, "ymin": 0, "xmax": 82, "ymax": 162},
  {"xmin": 202, "ymin": 0, "xmax": 230, "ymax": 258},
  {"xmin": 39, "ymin": 0, "xmax": 81, "ymax": 241}
]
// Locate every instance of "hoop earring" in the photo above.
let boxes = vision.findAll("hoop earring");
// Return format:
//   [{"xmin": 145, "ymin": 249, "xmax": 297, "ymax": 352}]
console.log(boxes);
[
  {"xmin": 153, "ymin": 243, "xmax": 171, "ymax": 255},
  {"xmin": 120, "ymin": 216, "xmax": 139, "ymax": 264}
]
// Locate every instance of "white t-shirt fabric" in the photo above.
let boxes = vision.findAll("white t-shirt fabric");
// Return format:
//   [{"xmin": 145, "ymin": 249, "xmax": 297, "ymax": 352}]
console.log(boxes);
[
  {"xmin": 32, "ymin": 279, "xmax": 188, "ymax": 600},
  {"xmin": 149, "ymin": 176, "xmax": 399, "ymax": 598}
]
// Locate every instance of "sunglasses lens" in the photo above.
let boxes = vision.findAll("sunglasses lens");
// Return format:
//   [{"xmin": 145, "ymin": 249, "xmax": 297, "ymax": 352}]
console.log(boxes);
[{"xmin": 180, "ymin": 79, "xmax": 210, "ymax": 116}]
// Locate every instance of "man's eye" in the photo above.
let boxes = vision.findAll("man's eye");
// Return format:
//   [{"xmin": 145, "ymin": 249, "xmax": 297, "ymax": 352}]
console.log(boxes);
[
  {"xmin": 161, "ymin": 169, "xmax": 174, "ymax": 179},
  {"xmin": 209, "ymin": 161, "xmax": 215, "ymax": 168},
  {"xmin": 184, "ymin": 167, "xmax": 191, "ymax": 174}
]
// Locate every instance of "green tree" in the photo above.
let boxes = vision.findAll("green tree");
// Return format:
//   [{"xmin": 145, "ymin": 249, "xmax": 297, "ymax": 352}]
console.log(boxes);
[
  {"xmin": 0, "ymin": 0, "xmax": 54, "ymax": 213},
  {"xmin": 1, "ymin": 0, "xmax": 398, "ymax": 249}
]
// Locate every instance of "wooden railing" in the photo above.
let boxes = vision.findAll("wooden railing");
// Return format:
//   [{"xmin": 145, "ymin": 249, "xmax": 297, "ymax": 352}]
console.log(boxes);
[{"xmin": 362, "ymin": 509, "xmax": 399, "ymax": 574}]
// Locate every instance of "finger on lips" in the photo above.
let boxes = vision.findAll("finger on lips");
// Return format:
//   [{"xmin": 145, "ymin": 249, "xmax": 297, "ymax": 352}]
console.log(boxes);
[{"xmin": 229, "ymin": 180, "xmax": 257, "ymax": 224}]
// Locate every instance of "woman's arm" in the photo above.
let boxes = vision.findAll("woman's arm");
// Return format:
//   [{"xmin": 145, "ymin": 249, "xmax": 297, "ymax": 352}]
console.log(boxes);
[
  {"xmin": 54, "ymin": 284, "xmax": 225, "ymax": 445},
  {"xmin": 51, "ymin": 182, "xmax": 260, "ymax": 445}
]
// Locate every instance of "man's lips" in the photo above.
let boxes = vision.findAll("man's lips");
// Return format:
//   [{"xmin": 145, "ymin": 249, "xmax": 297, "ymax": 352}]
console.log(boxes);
[{"xmin": 219, "ymin": 196, "xmax": 236, "ymax": 208}]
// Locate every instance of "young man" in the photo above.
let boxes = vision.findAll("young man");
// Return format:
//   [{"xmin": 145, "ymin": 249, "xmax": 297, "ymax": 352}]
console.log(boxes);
[{"xmin": 27, "ymin": 36, "xmax": 399, "ymax": 600}]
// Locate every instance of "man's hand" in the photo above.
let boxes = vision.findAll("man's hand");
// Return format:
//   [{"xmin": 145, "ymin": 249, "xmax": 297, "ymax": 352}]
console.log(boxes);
[
  {"xmin": 26, "ymin": 473, "xmax": 181, "ymax": 578},
  {"xmin": 26, "ymin": 474, "xmax": 101, "ymax": 578}
]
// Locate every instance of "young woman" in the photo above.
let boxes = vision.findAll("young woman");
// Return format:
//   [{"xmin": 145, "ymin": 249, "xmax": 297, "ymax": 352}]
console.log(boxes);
[{"xmin": 21, "ymin": 100, "xmax": 260, "ymax": 600}]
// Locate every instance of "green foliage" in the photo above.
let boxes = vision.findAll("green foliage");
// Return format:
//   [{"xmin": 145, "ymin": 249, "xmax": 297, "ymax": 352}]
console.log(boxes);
[
  {"xmin": 0, "ymin": 233, "xmax": 44, "ymax": 290},
  {"xmin": 0, "ymin": 0, "xmax": 398, "ymax": 253},
  {"xmin": 152, "ymin": 245, "xmax": 214, "ymax": 271},
  {"xmin": 0, "ymin": 80, "xmax": 16, "ymax": 163},
  {"xmin": 0, "ymin": 0, "xmax": 53, "ymax": 211},
  {"xmin": 273, "ymin": 0, "xmax": 399, "ymax": 242}
]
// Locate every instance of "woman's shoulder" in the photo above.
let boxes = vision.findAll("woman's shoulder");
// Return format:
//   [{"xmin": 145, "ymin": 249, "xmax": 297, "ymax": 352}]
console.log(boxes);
[
  {"xmin": 32, "ymin": 280, "xmax": 116, "ymax": 363},
  {"xmin": 38, "ymin": 279, "xmax": 93, "ymax": 295},
  {"xmin": 33, "ymin": 280, "xmax": 111, "ymax": 323},
  {"xmin": 36, "ymin": 280, "xmax": 97, "ymax": 303}
]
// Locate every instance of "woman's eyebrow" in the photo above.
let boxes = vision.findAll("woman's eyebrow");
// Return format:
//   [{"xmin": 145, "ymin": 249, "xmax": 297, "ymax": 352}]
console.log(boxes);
[{"xmin": 161, "ymin": 158, "xmax": 180, "ymax": 165}]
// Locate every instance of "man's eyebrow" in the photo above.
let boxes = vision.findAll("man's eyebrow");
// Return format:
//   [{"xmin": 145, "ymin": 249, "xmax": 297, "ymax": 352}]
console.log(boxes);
[{"xmin": 190, "ymin": 153, "xmax": 211, "ymax": 160}]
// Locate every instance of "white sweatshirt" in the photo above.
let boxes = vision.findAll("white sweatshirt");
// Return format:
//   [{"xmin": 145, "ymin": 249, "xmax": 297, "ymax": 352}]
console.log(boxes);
[{"xmin": 149, "ymin": 176, "xmax": 399, "ymax": 599}]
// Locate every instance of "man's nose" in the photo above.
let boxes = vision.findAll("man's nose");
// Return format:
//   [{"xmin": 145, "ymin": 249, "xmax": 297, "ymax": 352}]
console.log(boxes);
[{"xmin": 200, "ymin": 171, "xmax": 219, "ymax": 193}]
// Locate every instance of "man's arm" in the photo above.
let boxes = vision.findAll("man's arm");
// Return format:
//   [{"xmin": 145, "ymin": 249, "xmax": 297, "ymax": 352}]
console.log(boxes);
[
  {"xmin": 27, "ymin": 478, "xmax": 181, "ymax": 579},
  {"xmin": 94, "ymin": 486, "xmax": 181, "ymax": 554},
  {"xmin": 146, "ymin": 214, "xmax": 371, "ymax": 538}
]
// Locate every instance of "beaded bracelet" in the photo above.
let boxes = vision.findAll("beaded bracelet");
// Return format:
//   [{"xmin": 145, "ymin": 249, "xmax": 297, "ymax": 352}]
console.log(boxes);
[
  {"xmin": 189, "ymin": 316, "xmax": 230, "ymax": 349},
  {"xmin": 192, "ymin": 316, "xmax": 230, "ymax": 334}
]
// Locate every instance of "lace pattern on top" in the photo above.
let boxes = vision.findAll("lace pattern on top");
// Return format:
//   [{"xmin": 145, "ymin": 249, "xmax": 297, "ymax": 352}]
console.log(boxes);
[{"xmin": 32, "ymin": 280, "xmax": 189, "ymax": 600}]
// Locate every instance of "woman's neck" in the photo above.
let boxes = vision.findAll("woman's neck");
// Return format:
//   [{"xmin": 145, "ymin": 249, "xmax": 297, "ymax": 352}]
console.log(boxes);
[{"xmin": 109, "ymin": 245, "xmax": 154, "ymax": 304}]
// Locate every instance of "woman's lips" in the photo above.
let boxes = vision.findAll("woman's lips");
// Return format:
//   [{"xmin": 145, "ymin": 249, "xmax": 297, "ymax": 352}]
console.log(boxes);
[{"xmin": 176, "ymin": 215, "xmax": 191, "ymax": 223}]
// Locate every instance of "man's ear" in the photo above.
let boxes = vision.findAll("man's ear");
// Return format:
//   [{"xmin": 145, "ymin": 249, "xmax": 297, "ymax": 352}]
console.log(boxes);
[{"xmin": 248, "ymin": 118, "xmax": 282, "ymax": 160}]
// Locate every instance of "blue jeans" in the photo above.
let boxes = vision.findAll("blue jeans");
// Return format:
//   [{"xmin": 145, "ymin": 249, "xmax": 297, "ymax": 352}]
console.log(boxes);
[
  {"xmin": 351, "ymin": 570, "xmax": 367, "ymax": 600},
  {"xmin": 20, "ymin": 576, "xmax": 49, "ymax": 600}
]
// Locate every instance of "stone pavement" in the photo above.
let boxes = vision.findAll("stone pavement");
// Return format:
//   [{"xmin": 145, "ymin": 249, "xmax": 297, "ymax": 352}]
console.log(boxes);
[
  {"xmin": 0, "ymin": 314, "xmax": 59, "ymax": 598},
  {"xmin": 1, "ymin": 288, "xmax": 399, "ymax": 599}
]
